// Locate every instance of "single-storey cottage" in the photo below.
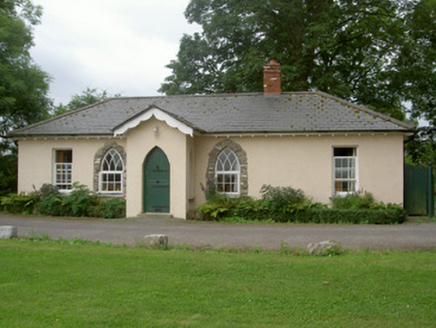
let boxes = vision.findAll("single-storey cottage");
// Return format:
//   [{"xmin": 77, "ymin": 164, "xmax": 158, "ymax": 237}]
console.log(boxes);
[{"xmin": 9, "ymin": 61, "xmax": 414, "ymax": 219}]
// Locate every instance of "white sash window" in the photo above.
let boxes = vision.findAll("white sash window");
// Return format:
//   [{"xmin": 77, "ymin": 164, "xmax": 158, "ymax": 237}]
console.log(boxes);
[
  {"xmin": 333, "ymin": 147, "xmax": 357, "ymax": 194},
  {"xmin": 54, "ymin": 150, "xmax": 73, "ymax": 190}
]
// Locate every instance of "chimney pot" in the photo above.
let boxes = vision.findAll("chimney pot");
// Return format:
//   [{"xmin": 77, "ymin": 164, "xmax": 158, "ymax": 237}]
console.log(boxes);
[{"xmin": 263, "ymin": 60, "xmax": 281, "ymax": 95}]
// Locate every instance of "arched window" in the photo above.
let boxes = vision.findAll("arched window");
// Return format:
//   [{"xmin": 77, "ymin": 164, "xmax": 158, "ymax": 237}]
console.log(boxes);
[
  {"xmin": 215, "ymin": 148, "xmax": 240, "ymax": 195},
  {"xmin": 99, "ymin": 149, "xmax": 124, "ymax": 193}
]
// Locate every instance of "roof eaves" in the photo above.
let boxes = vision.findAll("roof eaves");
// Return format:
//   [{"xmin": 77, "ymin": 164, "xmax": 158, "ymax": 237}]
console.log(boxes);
[{"xmin": 200, "ymin": 129, "xmax": 414, "ymax": 136}]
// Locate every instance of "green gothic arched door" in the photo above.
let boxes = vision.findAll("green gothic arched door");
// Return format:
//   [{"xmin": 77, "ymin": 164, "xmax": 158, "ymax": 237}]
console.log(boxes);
[{"xmin": 143, "ymin": 147, "xmax": 170, "ymax": 213}]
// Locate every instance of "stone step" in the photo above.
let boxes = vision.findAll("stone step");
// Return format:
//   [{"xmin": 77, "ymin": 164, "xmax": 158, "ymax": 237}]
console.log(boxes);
[{"xmin": 137, "ymin": 213, "xmax": 173, "ymax": 219}]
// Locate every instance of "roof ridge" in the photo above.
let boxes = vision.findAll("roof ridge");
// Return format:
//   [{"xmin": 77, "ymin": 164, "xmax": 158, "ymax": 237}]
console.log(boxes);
[{"xmin": 114, "ymin": 91, "xmax": 318, "ymax": 100}]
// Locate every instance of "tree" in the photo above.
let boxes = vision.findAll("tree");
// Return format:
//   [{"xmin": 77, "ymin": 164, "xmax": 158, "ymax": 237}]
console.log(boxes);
[
  {"xmin": 397, "ymin": 0, "xmax": 436, "ymax": 166},
  {"xmin": 160, "ymin": 0, "xmax": 432, "ymax": 122},
  {"xmin": 398, "ymin": 0, "xmax": 436, "ymax": 127},
  {"xmin": 52, "ymin": 87, "xmax": 120, "ymax": 116},
  {"xmin": 0, "ymin": 153, "xmax": 17, "ymax": 196},
  {"xmin": 0, "ymin": 0, "xmax": 51, "ymax": 151}
]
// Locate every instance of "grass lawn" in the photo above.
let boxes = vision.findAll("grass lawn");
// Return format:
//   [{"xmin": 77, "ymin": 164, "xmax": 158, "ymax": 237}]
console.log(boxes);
[{"xmin": 1, "ymin": 239, "xmax": 435, "ymax": 327}]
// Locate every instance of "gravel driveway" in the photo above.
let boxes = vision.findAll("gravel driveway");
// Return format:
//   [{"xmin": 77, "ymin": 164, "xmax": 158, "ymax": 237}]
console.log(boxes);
[{"xmin": 1, "ymin": 214, "xmax": 435, "ymax": 251}]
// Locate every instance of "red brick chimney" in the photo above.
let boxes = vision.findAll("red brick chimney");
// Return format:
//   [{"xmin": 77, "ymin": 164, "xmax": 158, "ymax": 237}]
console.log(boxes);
[{"xmin": 263, "ymin": 60, "xmax": 281, "ymax": 95}]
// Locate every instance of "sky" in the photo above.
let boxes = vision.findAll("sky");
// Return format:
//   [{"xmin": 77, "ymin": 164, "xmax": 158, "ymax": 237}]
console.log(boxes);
[{"xmin": 30, "ymin": 0, "xmax": 200, "ymax": 106}]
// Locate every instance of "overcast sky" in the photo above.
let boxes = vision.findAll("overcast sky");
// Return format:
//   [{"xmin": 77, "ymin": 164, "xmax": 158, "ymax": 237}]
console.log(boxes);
[{"xmin": 30, "ymin": 0, "xmax": 200, "ymax": 106}]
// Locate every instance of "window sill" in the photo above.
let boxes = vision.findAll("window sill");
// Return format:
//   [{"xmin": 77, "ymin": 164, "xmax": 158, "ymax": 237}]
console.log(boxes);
[
  {"xmin": 334, "ymin": 191, "xmax": 357, "ymax": 197},
  {"xmin": 218, "ymin": 192, "xmax": 240, "ymax": 198},
  {"xmin": 97, "ymin": 192, "xmax": 125, "ymax": 198}
]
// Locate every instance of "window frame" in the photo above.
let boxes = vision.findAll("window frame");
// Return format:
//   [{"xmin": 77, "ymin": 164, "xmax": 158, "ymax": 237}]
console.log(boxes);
[
  {"xmin": 215, "ymin": 148, "xmax": 241, "ymax": 196},
  {"xmin": 332, "ymin": 147, "xmax": 358, "ymax": 196},
  {"xmin": 53, "ymin": 149, "xmax": 73, "ymax": 191},
  {"xmin": 98, "ymin": 149, "xmax": 124, "ymax": 194}
]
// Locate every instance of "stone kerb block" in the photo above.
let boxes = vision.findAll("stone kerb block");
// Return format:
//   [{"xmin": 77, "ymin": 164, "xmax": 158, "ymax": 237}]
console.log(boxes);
[
  {"xmin": 144, "ymin": 234, "xmax": 169, "ymax": 248},
  {"xmin": 307, "ymin": 240, "xmax": 344, "ymax": 256},
  {"xmin": 0, "ymin": 226, "xmax": 18, "ymax": 239}
]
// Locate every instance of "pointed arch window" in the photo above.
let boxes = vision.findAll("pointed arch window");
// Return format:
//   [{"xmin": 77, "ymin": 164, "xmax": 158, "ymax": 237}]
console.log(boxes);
[
  {"xmin": 215, "ymin": 148, "xmax": 240, "ymax": 195},
  {"xmin": 99, "ymin": 149, "xmax": 124, "ymax": 193}
]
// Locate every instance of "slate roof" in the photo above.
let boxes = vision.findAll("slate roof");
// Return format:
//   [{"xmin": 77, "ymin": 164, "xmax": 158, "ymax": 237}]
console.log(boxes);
[{"xmin": 9, "ymin": 91, "xmax": 414, "ymax": 137}]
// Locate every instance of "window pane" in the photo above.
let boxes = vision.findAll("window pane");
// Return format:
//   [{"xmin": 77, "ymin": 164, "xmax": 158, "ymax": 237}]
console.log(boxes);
[
  {"xmin": 224, "ymin": 159, "xmax": 231, "ymax": 171},
  {"xmin": 341, "ymin": 158, "xmax": 347, "ymax": 167},
  {"xmin": 56, "ymin": 150, "xmax": 72, "ymax": 163},
  {"xmin": 334, "ymin": 148, "xmax": 355, "ymax": 157}
]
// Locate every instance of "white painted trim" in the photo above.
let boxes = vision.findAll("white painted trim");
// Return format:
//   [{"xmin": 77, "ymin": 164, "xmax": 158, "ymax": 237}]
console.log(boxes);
[
  {"xmin": 13, "ymin": 136, "xmax": 124, "ymax": 141},
  {"xmin": 205, "ymin": 132, "xmax": 409, "ymax": 138},
  {"xmin": 113, "ymin": 107, "xmax": 194, "ymax": 137}
]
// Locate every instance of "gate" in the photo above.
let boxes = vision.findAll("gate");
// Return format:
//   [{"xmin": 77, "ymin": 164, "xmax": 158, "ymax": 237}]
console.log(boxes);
[{"xmin": 404, "ymin": 164, "xmax": 434, "ymax": 217}]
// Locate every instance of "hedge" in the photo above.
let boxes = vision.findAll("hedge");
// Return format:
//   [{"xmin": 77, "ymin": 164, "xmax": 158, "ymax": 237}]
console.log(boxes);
[{"xmin": 291, "ymin": 208, "xmax": 407, "ymax": 224}]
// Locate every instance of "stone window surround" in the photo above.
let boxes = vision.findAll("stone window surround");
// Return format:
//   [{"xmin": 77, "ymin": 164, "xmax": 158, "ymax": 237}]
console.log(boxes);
[
  {"xmin": 206, "ymin": 139, "xmax": 248, "ymax": 196},
  {"xmin": 94, "ymin": 142, "xmax": 126, "ymax": 195}
]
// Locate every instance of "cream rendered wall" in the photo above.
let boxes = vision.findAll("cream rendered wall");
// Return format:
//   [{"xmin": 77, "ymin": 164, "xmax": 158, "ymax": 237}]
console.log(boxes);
[
  {"xmin": 17, "ymin": 138, "xmax": 126, "ymax": 193},
  {"xmin": 124, "ymin": 117, "xmax": 190, "ymax": 218},
  {"xmin": 193, "ymin": 134, "xmax": 405, "ymax": 206},
  {"xmin": 17, "ymin": 131, "xmax": 404, "ymax": 219}
]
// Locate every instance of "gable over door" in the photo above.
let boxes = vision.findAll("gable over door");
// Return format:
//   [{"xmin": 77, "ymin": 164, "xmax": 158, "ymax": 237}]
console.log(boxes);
[{"xmin": 143, "ymin": 147, "xmax": 170, "ymax": 213}]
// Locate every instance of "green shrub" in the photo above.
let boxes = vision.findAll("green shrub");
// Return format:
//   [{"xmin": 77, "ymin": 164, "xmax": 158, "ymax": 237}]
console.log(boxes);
[
  {"xmin": 62, "ymin": 183, "xmax": 99, "ymax": 217},
  {"xmin": 94, "ymin": 198, "xmax": 126, "ymax": 219},
  {"xmin": 294, "ymin": 208, "xmax": 407, "ymax": 224},
  {"xmin": 0, "ymin": 193, "xmax": 38, "ymax": 214},
  {"xmin": 35, "ymin": 183, "xmax": 60, "ymax": 199},
  {"xmin": 36, "ymin": 193, "xmax": 65, "ymax": 216},
  {"xmin": 197, "ymin": 185, "xmax": 327, "ymax": 222},
  {"xmin": 331, "ymin": 192, "xmax": 376, "ymax": 209},
  {"xmin": 260, "ymin": 184, "xmax": 309, "ymax": 214},
  {"xmin": 197, "ymin": 194, "xmax": 236, "ymax": 221},
  {"xmin": 200, "ymin": 179, "xmax": 218, "ymax": 201},
  {"xmin": 1, "ymin": 182, "xmax": 126, "ymax": 219},
  {"xmin": 197, "ymin": 185, "xmax": 405, "ymax": 224},
  {"xmin": 228, "ymin": 196, "xmax": 265, "ymax": 220}
]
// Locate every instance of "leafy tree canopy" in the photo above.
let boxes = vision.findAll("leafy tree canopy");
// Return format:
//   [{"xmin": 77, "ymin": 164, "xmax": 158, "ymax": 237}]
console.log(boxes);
[
  {"xmin": 0, "ymin": 0, "xmax": 51, "ymax": 151},
  {"xmin": 160, "ymin": 0, "xmax": 435, "ymax": 126},
  {"xmin": 399, "ymin": 0, "xmax": 436, "ymax": 166},
  {"xmin": 52, "ymin": 87, "xmax": 120, "ymax": 116}
]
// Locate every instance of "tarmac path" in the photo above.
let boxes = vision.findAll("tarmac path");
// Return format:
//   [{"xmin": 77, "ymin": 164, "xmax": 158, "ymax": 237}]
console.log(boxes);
[{"xmin": 1, "ymin": 214, "xmax": 435, "ymax": 251}]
